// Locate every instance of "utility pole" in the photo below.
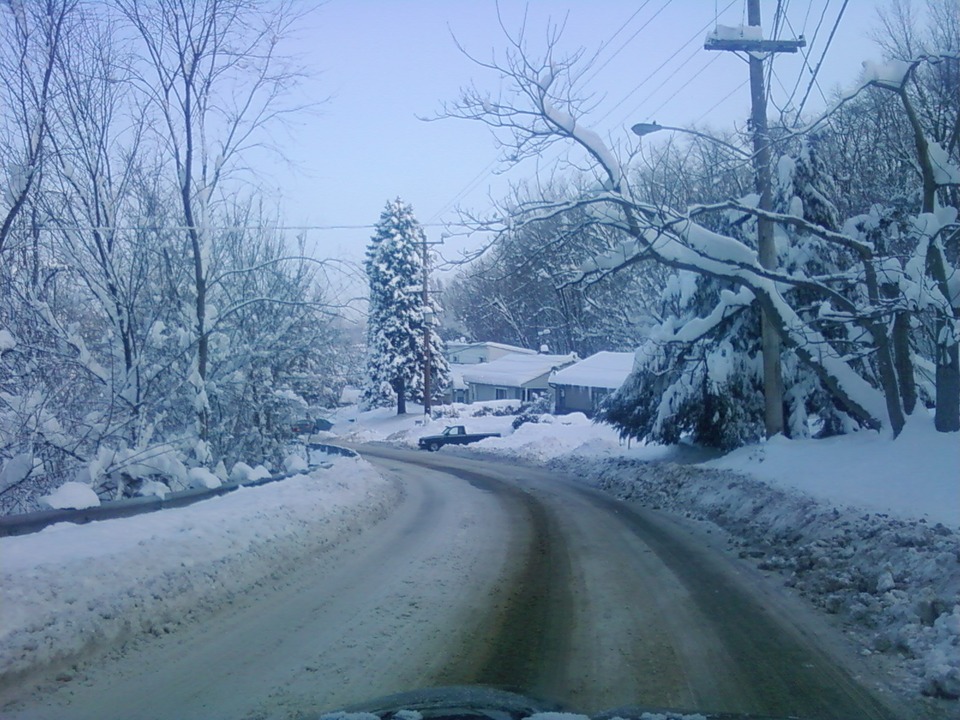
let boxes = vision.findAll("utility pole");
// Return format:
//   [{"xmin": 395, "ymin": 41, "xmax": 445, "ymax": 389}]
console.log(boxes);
[
  {"xmin": 705, "ymin": 0, "xmax": 804, "ymax": 438},
  {"xmin": 422, "ymin": 232, "xmax": 432, "ymax": 417}
]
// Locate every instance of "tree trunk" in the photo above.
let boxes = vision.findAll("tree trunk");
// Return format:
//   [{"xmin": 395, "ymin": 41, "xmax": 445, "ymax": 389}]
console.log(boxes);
[
  {"xmin": 899, "ymin": 83, "xmax": 959, "ymax": 431},
  {"xmin": 927, "ymin": 240, "xmax": 960, "ymax": 431},
  {"xmin": 395, "ymin": 377, "xmax": 407, "ymax": 415},
  {"xmin": 872, "ymin": 321, "xmax": 907, "ymax": 437},
  {"xmin": 935, "ymin": 340, "xmax": 960, "ymax": 432},
  {"xmin": 892, "ymin": 312, "xmax": 917, "ymax": 415}
]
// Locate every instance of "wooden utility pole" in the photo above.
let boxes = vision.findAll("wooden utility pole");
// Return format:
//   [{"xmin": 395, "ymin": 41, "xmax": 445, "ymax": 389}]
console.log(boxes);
[
  {"xmin": 422, "ymin": 232, "xmax": 432, "ymax": 417},
  {"xmin": 705, "ymin": 0, "xmax": 804, "ymax": 438}
]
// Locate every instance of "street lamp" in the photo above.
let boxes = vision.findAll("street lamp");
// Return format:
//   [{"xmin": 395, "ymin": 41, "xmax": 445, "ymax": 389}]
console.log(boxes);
[{"xmin": 631, "ymin": 122, "xmax": 750, "ymax": 159}]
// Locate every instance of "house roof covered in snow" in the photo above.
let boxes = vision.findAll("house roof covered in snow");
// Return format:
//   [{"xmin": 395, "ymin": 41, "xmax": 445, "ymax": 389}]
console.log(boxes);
[
  {"xmin": 446, "ymin": 341, "xmax": 536, "ymax": 355},
  {"xmin": 461, "ymin": 352, "xmax": 577, "ymax": 387},
  {"xmin": 549, "ymin": 351, "xmax": 634, "ymax": 390},
  {"xmin": 447, "ymin": 364, "xmax": 470, "ymax": 390}
]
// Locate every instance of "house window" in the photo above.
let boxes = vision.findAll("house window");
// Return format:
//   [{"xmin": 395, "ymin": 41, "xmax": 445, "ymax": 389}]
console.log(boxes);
[
  {"xmin": 591, "ymin": 387, "xmax": 609, "ymax": 408},
  {"xmin": 495, "ymin": 388, "xmax": 508, "ymax": 400}
]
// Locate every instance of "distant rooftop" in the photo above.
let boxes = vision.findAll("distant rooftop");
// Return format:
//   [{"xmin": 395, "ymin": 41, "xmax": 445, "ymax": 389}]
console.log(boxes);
[
  {"xmin": 461, "ymin": 352, "xmax": 577, "ymax": 386},
  {"xmin": 446, "ymin": 341, "xmax": 536, "ymax": 355},
  {"xmin": 550, "ymin": 351, "xmax": 635, "ymax": 390}
]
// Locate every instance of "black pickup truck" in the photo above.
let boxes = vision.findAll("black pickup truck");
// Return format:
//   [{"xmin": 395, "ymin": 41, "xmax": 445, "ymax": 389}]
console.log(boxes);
[{"xmin": 418, "ymin": 425, "xmax": 501, "ymax": 451}]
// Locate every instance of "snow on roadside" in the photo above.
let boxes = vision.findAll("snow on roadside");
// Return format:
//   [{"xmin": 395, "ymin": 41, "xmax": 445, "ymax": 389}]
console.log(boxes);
[
  {"xmin": 554, "ymin": 452, "xmax": 960, "ymax": 701},
  {"xmin": 702, "ymin": 413, "xmax": 959, "ymax": 527},
  {"xmin": 0, "ymin": 456, "xmax": 400, "ymax": 681}
]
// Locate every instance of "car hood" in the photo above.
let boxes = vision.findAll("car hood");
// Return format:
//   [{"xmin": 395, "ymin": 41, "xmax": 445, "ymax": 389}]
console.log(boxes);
[{"xmin": 318, "ymin": 686, "xmax": 800, "ymax": 720}]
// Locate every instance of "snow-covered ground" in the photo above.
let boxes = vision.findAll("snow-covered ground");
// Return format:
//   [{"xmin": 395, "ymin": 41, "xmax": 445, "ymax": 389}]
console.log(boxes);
[
  {"xmin": 334, "ymin": 400, "xmax": 958, "ymax": 527},
  {"xmin": 0, "ymin": 455, "xmax": 399, "ymax": 681},
  {"xmin": 333, "ymin": 400, "xmax": 959, "ymax": 702}
]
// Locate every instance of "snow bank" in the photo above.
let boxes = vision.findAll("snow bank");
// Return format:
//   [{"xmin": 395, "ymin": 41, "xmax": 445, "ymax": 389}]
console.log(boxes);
[
  {"xmin": 39, "ymin": 482, "xmax": 100, "ymax": 510},
  {"xmin": 703, "ymin": 414, "xmax": 959, "ymax": 528},
  {"xmin": 0, "ymin": 456, "xmax": 400, "ymax": 681}
]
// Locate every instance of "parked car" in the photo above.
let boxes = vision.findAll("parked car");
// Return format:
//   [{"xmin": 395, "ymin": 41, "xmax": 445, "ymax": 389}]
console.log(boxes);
[
  {"xmin": 291, "ymin": 418, "xmax": 333, "ymax": 434},
  {"xmin": 418, "ymin": 425, "xmax": 500, "ymax": 451}
]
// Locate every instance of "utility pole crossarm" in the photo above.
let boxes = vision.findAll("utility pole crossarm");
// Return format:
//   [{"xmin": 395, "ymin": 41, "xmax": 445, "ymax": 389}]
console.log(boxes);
[{"xmin": 704, "ymin": 37, "xmax": 806, "ymax": 53}]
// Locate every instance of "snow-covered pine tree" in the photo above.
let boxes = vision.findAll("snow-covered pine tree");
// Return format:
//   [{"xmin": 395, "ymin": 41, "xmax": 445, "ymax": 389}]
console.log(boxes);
[
  {"xmin": 599, "ymin": 139, "xmax": 860, "ymax": 448},
  {"xmin": 362, "ymin": 198, "xmax": 449, "ymax": 414},
  {"xmin": 408, "ymin": 289, "xmax": 453, "ymax": 408}
]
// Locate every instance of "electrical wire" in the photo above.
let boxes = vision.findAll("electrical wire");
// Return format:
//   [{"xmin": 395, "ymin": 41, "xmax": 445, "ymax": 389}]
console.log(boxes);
[
  {"xmin": 33, "ymin": 223, "xmax": 450, "ymax": 233},
  {"xmin": 795, "ymin": 0, "xmax": 849, "ymax": 121},
  {"xmin": 600, "ymin": 0, "xmax": 737, "ymax": 122},
  {"xmin": 691, "ymin": 77, "xmax": 750, "ymax": 125},
  {"xmin": 427, "ymin": 1, "xmax": 666, "ymax": 225},
  {"xmin": 634, "ymin": 53, "xmax": 723, "ymax": 124},
  {"xmin": 789, "ymin": 0, "xmax": 833, "ymax": 113},
  {"xmin": 581, "ymin": 0, "xmax": 664, "ymax": 87}
]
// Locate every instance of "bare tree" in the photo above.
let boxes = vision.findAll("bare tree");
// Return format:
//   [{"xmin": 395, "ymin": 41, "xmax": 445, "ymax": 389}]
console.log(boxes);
[
  {"xmin": 442, "ymin": 20, "xmax": 959, "ymax": 437},
  {"xmin": 864, "ymin": 3, "xmax": 960, "ymax": 431},
  {"xmin": 0, "ymin": 0, "xmax": 75, "ymax": 255},
  {"xmin": 113, "ymin": 0, "xmax": 308, "ymax": 458}
]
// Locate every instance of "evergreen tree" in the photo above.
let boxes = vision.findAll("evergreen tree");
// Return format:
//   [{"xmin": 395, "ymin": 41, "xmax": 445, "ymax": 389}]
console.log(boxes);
[
  {"xmin": 599, "ymin": 140, "xmax": 858, "ymax": 448},
  {"xmin": 362, "ymin": 198, "xmax": 450, "ymax": 415}
]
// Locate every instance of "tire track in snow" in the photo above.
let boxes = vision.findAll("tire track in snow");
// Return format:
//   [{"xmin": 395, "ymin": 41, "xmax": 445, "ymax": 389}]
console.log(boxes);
[{"xmin": 435, "ymin": 466, "xmax": 574, "ymax": 695}]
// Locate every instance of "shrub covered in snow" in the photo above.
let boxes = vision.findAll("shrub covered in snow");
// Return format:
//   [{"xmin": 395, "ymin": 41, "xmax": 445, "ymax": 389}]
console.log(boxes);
[
  {"xmin": 228, "ymin": 462, "xmax": 272, "ymax": 484},
  {"xmin": 187, "ymin": 467, "xmax": 222, "ymax": 490}
]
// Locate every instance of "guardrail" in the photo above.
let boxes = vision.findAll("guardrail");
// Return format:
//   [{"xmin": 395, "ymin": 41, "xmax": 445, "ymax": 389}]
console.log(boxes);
[{"xmin": 0, "ymin": 443, "xmax": 358, "ymax": 538}]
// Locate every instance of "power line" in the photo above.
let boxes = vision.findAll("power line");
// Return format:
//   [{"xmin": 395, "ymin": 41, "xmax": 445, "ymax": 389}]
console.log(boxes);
[
  {"xmin": 427, "ymin": 2, "xmax": 667, "ymax": 225},
  {"xmin": 33, "ymin": 223, "xmax": 450, "ymax": 233},
  {"xmin": 580, "ymin": 0, "xmax": 670, "ymax": 88},
  {"xmin": 636, "ymin": 53, "xmax": 723, "ymax": 123},
  {"xmin": 692, "ymin": 77, "xmax": 750, "ymax": 124},
  {"xmin": 789, "ymin": 0, "xmax": 833, "ymax": 115},
  {"xmin": 601, "ymin": 0, "xmax": 738, "ymax": 122},
  {"xmin": 795, "ymin": 0, "xmax": 849, "ymax": 121}
]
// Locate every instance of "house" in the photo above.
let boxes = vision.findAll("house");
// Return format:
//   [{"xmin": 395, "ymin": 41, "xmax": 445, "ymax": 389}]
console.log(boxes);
[
  {"xmin": 461, "ymin": 352, "xmax": 577, "ymax": 404},
  {"xmin": 446, "ymin": 365, "xmax": 470, "ymax": 404},
  {"xmin": 549, "ymin": 351, "xmax": 635, "ymax": 416},
  {"xmin": 441, "ymin": 342, "xmax": 540, "ymax": 405},
  {"xmin": 444, "ymin": 341, "xmax": 536, "ymax": 365}
]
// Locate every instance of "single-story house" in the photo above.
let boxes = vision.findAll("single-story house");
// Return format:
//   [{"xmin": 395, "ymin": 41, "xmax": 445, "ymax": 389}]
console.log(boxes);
[
  {"xmin": 444, "ymin": 341, "xmax": 536, "ymax": 365},
  {"xmin": 445, "ymin": 364, "xmax": 470, "ymax": 404},
  {"xmin": 549, "ymin": 351, "xmax": 635, "ymax": 416},
  {"xmin": 461, "ymin": 352, "xmax": 577, "ymax": 404}
]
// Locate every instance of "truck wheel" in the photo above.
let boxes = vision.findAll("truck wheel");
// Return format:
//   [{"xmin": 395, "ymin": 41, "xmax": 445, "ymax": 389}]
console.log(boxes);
[{"xmin": 429, "ymin": 441, "xmax": 441, "ymax": 452}]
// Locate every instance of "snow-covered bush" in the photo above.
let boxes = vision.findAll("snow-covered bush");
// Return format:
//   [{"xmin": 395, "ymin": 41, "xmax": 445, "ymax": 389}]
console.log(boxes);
[
  {"xmin": 39, "ymin": 482, "xmax": 100, "ymax": 510},
  {"xmin": 511, "ymin": 394, "xmax": 554, "ymax": 430}
]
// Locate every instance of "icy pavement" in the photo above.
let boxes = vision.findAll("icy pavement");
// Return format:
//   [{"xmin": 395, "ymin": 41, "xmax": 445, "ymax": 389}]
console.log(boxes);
[{"xmin": 338, "ymin": 401, "xmax": 959, "ymax": 706}]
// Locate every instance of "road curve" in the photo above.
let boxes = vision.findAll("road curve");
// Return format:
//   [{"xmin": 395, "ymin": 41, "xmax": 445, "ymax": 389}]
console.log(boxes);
[
  {"xmin": 0, "ymin": 444, "xmax": 908, "ymax": 720},
  {"xmin": 359, "ymin": 445, "xmax": 906, "ymax": 720}
]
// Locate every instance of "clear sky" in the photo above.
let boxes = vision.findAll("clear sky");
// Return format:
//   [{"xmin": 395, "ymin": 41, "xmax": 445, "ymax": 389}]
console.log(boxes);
[{"xmin": 261, "ymin": 0, "xmax": 884, "ymax": 289}]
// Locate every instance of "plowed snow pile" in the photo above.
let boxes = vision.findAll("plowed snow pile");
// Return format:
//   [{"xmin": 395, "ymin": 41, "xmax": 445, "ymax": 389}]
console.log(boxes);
[{"xmin": 0, "ymin": 456, "xmax": 399, "ymax": 680}]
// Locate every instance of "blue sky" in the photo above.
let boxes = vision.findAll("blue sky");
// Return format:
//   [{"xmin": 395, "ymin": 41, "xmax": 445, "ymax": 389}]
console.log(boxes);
[{"xmin": 261, "ymin": 1, "xmax": 882, "ymax": 283}]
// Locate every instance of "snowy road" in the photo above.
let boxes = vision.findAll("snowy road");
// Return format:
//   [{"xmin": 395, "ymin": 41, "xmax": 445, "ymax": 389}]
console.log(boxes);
[{"xmin": 2, "ymin": 446, "xmax": 907, "ymax": 720}]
